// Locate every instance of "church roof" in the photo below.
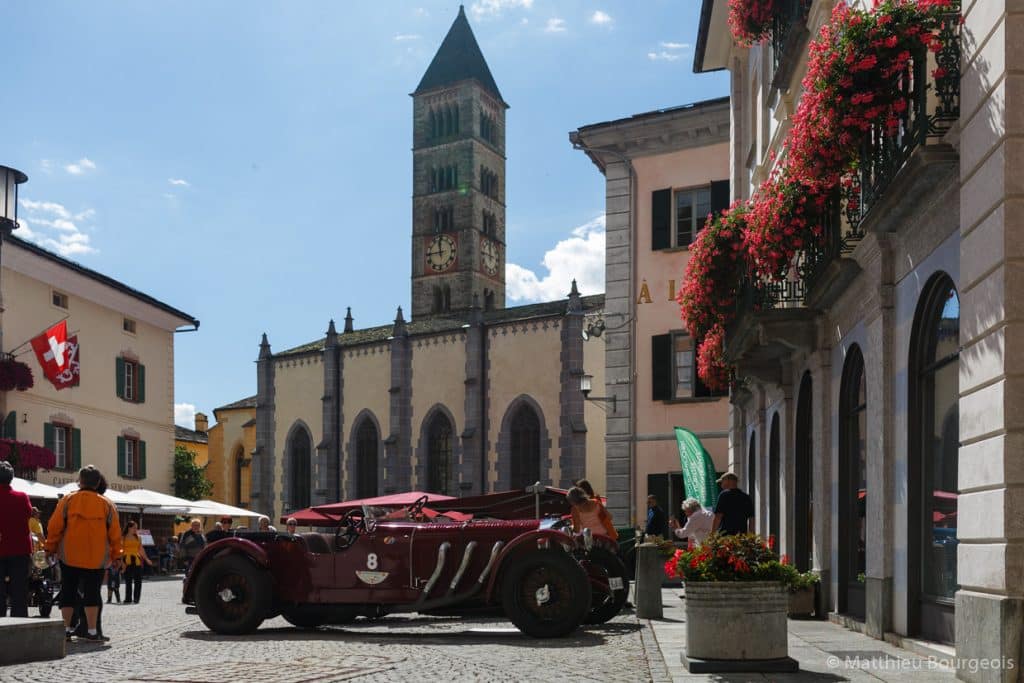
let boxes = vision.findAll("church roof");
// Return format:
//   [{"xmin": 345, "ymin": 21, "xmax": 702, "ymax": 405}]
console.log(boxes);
[
  {"xmin": 274, "ymin": 294, "xmax": 604, "ymax": 358},
  {"xmin": 174, "ymin": 425, "xmax": 208, "ymax": 444},
  {"xmin": 215, "ymin": 395, "xmax": 257, "ymax": 411},
  {"xmin": 414, "ymin": 6, "xmax": 504, "ymax": 104}
]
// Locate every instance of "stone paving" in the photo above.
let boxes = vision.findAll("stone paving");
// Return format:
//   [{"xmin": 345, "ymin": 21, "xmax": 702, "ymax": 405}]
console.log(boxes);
[{"xmin": 0, "ymin": 579, "xmax": 971, "ymax": 682}]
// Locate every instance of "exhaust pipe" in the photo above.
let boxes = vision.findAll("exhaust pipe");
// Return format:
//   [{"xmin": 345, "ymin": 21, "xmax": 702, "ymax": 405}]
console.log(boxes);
[
  {"xmin": 416, "ymin": 541, "xmax": 450, "ymax": 606},
  {"xmin": 412, "ymin": 540, "xmax": 504, "ymax": 613},
  {"xmin": 447, "ymin": 541, "xmax": 478, "ymax": 595}
]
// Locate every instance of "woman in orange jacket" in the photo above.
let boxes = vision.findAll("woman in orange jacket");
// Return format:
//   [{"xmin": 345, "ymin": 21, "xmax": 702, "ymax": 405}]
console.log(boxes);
[{"xmin": 121, "ymin": 521, "xmax": 154, "ymax": 604}]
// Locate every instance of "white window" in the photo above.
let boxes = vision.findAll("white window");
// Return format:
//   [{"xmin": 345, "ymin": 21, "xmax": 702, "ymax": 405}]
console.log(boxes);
[
  {"xmin": 673, "ymin": 333, "xmax": 694, "ymax": 399},
  {"xmin": 124, "ymin": 361, "xmax": 135, "ymax": 401},
  {"xmin": 54, "ymin": 425, "xmax": 68, "ymax": 469},
  {"xmin": 125, "ymin": 438, "xmax": 135, "ymax": 478},
  {"xmin": 675, "ymin": 188, "xmax": 712, "ymax": 247},
  {"xmin": 52, "ymin": 291, "xmax": 69, "ymax": 309}
]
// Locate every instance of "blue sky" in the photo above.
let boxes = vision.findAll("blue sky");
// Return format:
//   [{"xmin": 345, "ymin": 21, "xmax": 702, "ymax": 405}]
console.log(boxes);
[{"xmin": 4, "ymin": 1, "xmax": 727, "ymax": 426}]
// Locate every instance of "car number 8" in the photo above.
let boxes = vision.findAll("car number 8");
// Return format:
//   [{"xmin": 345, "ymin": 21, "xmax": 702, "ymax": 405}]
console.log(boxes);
[{"xmin": 367, "ymin": 553, "xmax": 379, "ymax": 570}]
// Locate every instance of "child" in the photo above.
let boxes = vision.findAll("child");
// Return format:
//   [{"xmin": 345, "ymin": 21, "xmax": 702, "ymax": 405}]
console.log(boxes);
[{"xmin": 105, "ymin": 563, "xmax": 121, "ymax": 604}]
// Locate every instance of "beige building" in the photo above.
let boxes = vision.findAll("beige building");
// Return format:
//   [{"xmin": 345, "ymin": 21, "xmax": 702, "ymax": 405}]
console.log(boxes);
[
  {"xmin": 571, "ymin": 98, "xmax": 733, "ymax": 525},
  {"xmin": 1, "ymin": 233, "xmax": 199, "ymax": 493},
  {"xmin": 695, "ymin": 0, "xmax": 1020, "ymax": 678},
  {"xmin": 204, "ymin": 397, "xmax": 255, "ymax": 508},
  {"xmin": 247, "ymin": 8, "xmax": 606, "ymax": 523}
]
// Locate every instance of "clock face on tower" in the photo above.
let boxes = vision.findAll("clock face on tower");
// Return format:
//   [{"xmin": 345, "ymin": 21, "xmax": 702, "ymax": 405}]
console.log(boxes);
[
  {"xmin": 426, "ymin": 234, "xmax": 457, "ymax": 272},
  {"xmin": 480, "ymin": 238, "xmax": 500, "ymax": 276}
]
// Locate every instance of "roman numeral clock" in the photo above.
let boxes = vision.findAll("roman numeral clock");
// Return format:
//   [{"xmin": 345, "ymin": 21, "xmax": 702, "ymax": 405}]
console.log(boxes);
[
  {"xmin": 480, "ymin": 237, "xmax": 500, "ymax": 276},
  {"xmin": 426, "ymin": 234, "xmax": 457, "ymax": 272}
]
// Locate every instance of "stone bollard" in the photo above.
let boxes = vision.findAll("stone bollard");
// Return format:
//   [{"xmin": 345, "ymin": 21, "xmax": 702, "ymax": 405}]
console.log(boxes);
[{"xmin": 634, "ymin": 542, "xmax": 664, "ymax": 619}]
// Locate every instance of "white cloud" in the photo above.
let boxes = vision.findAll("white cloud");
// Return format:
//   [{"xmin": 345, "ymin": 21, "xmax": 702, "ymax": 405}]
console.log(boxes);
[
  {"xmin": 544, "ymin": 17, "xmax": 567, "ymax": 33},
  {"xmin": 590, "ymin": 10, "xmax": 612, "ymax": 25},
  {"xmin": 647, "ymin": 51, "xmax": 682, "ymax": 61},
  {"xmin": 414, "ymin": 7, "xmax": 428, "ymax": 16},
  {"xmin": 470, "ymin": 0, "xmax": 533, "ymax": 20},
  {"xmin": 393, "ymin": 33, "xmax": 421, "ymax": 41},
  {"xmin": 64, "ymin": 158, "xmax": 96, "ymax": 175},
  {"xmin": 168, "ymin": 178, "xmax": 190, "ymax": 187},
  {"xmin": 506, "ymin": 214, "xmax": 605, "ymax": 303},
  {"xmin": 175, "ymin": 403, "xmax": 197, "ymax": 428},
  {"xmin": 17, "ymin": 197, "xmax": 98, "ymax": 257},
  {"xmin": 40, "ymin": 160, "xmax": 53, "ymax": 174},
  {"xmin": 660, "ymin": 41, "xmax": 690, "ymax": 50}
]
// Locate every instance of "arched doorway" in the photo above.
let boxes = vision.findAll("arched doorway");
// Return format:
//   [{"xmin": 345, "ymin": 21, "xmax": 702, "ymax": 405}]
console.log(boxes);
[
  {"xmin": 908, "ymin": 275, "xmax": 959, "ymax": 644},
  {"xmin": 509, "ymin": 404, "xmax": 541, "ymax": 489},
  {"xmin": 355, "ymin": 419, "xmax": 379, "ymax": 499},
  {"xmin": 769, "ymin": 412, "xmax": 781, "ymax": 545},
  {"xmin": 427, "ymin": 413, "xmax": 453, "ymax": 495},
  {"xmin": 747, "ymin": 431, "xmax": 757, "ymax": 513},
  {"xmin": 838, "ymin": 345, "xmax": 867, "ymax": 619},
  {"xmin": 794, "ymin": 372, "xmax": 813, "ymax": 572},
  {"xmin": 288, "ymin": 426, "xmax": 312, "ymax": 511}
]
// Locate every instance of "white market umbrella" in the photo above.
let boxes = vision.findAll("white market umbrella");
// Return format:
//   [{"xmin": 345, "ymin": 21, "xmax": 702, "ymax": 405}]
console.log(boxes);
[
  {"xmin": 11, "ymin": 477, "xmax": 61, "ymax": 499},
  {"xmin": 55, "ymin": 482, "xmax": 141, "ymax": 511},
  {"xmin": 124, "ymin": 488, "xmax": 217, "ymax": 516},
  {"xmin": 193, "ymin": 499, "xmax": 264, "ymax": 519}
]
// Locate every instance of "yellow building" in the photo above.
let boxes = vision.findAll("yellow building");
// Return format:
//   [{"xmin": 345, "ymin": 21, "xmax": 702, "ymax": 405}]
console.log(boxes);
[
  {"xmin": 1, "ymin": 234, "xmax": 199, "ymax": 493},
  {"xmin": 204, "ymin": 397, "xmax": 255, "ymax": 508},
  {"xmin": 174, "ymin": 412, "xmax": 209, "ymax": 467}
]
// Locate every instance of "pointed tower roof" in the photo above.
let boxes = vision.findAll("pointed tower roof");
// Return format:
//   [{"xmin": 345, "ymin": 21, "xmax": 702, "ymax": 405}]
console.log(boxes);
[{"xmin": 414, "ymin": 5, "xmax": 505, "ymax": 104}]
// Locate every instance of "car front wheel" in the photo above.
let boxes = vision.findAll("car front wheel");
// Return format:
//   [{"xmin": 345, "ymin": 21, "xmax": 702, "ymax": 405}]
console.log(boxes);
[
  {"xmin": 194, "ymin": 554, "xmax": 272, "ymax": 634},
  {"xmin": 583, "ymin": 547, "xmax": 630, "ymax": 624},
  {"xmin": 500, "ymin": 549, "xmax": 591, "ymax": 638}
]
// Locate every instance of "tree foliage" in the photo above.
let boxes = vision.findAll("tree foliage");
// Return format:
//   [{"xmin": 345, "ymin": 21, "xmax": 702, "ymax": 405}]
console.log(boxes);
[{"xmin": 173, "ymin": 445, "xmax": 213, "ymax": 501}]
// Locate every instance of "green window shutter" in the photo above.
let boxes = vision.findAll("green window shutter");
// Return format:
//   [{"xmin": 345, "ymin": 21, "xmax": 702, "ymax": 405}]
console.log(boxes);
[
  {"xmin": 44, "ymin": 422, "xmax": 55, "ymax": 452},
  {"xmin": 652, "ymin": 334, "xmax": 672, "ymax": 401},
  {"xmin": 137, "ymin": 364, "xmax": 146, "ymax": 404},
  {"xmin": 116, "ymin": 357, "xmax": 125, "ymax": 399},
  {"xmin": 652, "ymin": 189, "xmax": 672, "ymax": 250},
  {"xmin": 139, "ymin": 440, "xmax": 147, "ymax": 480},
  {"xmin": 117, "ymin": 436, "xmax": 126, "ymax": 478},
  {"xmin": 71, "ymin": 428, "xmax": 82, "ymax": 469},
  {"xmin": 3, "ymin": 411, "xmax": 16, "ymax": 440}
]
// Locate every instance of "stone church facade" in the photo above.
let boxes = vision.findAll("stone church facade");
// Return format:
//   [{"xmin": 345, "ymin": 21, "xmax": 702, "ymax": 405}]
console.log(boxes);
[{"xmin": 247, "ymin": 8, "xmax": 606, "ymax": 521}]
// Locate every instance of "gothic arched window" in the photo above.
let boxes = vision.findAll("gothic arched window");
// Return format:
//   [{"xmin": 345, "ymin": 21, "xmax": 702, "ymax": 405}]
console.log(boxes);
[
  {"xmin": 355, "ymin": 418, "xmax": 379, "ymax": 499},
  {"xmin": 288, "ymin": 426, "xmax": 312, "ymax": 511},
  {"xmin": 839, "ymin": 344, "xmax": 867, "ymax": 619},
  {"xmin": 427, "ymin": 413, "xmax": 453, "ymax": 495},
  {"xmin": 509, "ymin": 404, "xmax": 541, "ymax": 489}
]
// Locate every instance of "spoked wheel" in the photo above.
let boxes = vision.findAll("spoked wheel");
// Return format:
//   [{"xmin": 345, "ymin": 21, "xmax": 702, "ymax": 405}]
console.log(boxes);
[
  {"xmin": 500, "ymin": 549, "xmax": 591, "ymax": 638},
  {"xmin": 583, "ymin": 548, "xmax": 630, "ymax": 624},
  {"xmin": 194, "ymin": 554, "xmax": 272, "ymax": 634}
]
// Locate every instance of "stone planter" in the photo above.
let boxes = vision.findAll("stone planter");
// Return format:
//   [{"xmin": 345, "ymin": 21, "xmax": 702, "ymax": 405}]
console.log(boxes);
[
  {"xmin": 788, "ymin": 585, "xmax": 816, "ymax": 617},
  {"xmin": 683, "ymin": 581, "xmax": 798, "ymax": 673}
]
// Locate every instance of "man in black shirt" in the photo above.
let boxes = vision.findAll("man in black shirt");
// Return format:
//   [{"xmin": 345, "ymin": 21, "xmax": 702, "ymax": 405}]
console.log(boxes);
[
  {"xmin": 712, "ymin": 472, "xmax": 755, "ymax": 535},
  {"xmin": 644, "ymin": 495, "xmax": 670, "ymax": 539}
]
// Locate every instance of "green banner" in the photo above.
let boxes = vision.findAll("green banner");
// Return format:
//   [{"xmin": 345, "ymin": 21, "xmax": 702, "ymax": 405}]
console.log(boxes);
[{"xmin": 674, "ymin": 427, "xmax": 718, "ymax": 508}]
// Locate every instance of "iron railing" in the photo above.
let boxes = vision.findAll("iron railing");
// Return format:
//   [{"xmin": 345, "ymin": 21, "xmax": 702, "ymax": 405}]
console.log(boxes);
[{"xmin": 771, "ymin": 0, "xmax": 813, "ymax": 76}]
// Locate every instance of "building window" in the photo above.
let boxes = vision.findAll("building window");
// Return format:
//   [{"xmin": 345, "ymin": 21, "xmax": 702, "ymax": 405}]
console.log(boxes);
[
  {"xmin": 430, "ymin": 165, "xmax": 458, "ymax": 193},
  {"xmin": 480, "ymin": 166, "xmax": 498, "ymax": 199},
  {"xmin": 433, "ymin": 206, "xmax": 454, "ymax": 233},
  {"xmin": 52, "ymin": 291, "xmax": 69, "ymax": 309},
  {"xmin": 117, "ymin": 435, "xmax": 146, "ymax": 480},
  {"xmin": 482, "ymin": 210, "xmax": 496, "ymax": 236},
  {"xmin": 45, "ymin": 423, "xmax": 78, "ymax": 471},
  {"xmin": 426, "ymin": 413, "xmax": 453, "ymax": 495},
  {"xmin": 123, "ymin": 318, "xmax": 136, "ymax": 334},
  {"xmin": 652, "ymin": 333, "xmax": 724, "ymax": 400},
  {"xmin": 675, "ymin": 187, "xmax": 712, "ymax": 247},
  {"xmin": 116, "ymin": 357, "xmax": 145, "ymax": 403},
  {"xmin": 509, "ymin": 404, "xmax": 541, "ymax": 489},
  {"xmin": 287, "ymin": 426, "xmax": 312, "ymax": 511},
  {"xmin": 355, "ymin": 419, "xmax": 379, "ymax": 499},
  {"xmin": 838, "ymin": 344, "xmax": 867, "ymax": 619},
  {"xmin": 479, "ymin": 111, "xmax": 497, "ymax": 144}
]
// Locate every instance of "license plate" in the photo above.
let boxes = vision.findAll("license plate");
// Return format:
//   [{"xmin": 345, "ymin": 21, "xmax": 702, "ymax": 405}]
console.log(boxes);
[{"xmin": 609, "ymin": 577, "xmax": 624, "ymax": 591}]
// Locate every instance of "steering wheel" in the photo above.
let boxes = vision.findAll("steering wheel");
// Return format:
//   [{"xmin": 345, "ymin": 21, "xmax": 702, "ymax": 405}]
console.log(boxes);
[
  {"xmin": 408, "ymin": 494, "xmax": 430, "ymax": 520},
  {"xmin": 335, "ymin": 508, "xmax": 366, "ymax": 550}
]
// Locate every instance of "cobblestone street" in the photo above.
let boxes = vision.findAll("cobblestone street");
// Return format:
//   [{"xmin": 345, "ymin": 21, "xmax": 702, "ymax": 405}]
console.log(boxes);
[{"xmin": 0, "ymin": 576, "xmax": 652, "ymax": 683}]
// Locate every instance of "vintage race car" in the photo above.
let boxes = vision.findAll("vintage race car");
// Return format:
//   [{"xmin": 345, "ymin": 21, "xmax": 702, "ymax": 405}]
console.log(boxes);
[{"xmin": 183, "ymin": 494, "xmax": 628, "ymax": 638}]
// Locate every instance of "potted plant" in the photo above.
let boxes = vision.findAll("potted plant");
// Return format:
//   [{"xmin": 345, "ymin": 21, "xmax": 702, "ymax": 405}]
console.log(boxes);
[
  {"xmin": 665, "ymin": 533, "xmax": 800, "ymax": 671},
  {"xmin": 787, "ymin": 569, "xmax": 820, "ymax": 618}
]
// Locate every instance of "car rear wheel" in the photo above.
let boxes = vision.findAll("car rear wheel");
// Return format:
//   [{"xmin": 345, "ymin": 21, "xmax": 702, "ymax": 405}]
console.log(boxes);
[
  {"xmin": 500, "ymin": 549, "xmax": 591, "ymax": 638},
  {"xmin": 583, "ymin": 548, "xmax": 630, "ymax": 624},
  {"xmin": 195, "ymin": 554, "xmax": 272, "ymax": 634}
]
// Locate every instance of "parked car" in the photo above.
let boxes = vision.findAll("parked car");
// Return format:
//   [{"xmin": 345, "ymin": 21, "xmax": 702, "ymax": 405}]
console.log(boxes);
[{"xmin": 183, "ymin": 495, "xmax": 622, "ymax": 638}]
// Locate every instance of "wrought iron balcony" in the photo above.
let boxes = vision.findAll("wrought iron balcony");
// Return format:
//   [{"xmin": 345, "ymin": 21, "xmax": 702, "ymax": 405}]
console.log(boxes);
[{"xmin": 770, "ymin": 0, "xmax": 813, "ymax": 89}]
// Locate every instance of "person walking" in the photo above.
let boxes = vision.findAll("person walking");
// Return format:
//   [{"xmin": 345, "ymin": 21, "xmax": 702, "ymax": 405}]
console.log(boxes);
[
  {"xmin": 121, "ymin": 521, "xmax": 154, "ymax": 603},
  {"xmin": 567, "ymin": 487, "xmax": 618, "ymax": 540},
  {"xmin": 45, "ymin": 465, "xmax": 123, "ymax": 642},
  {"xmin": 669, "ymin": 498, "xmax": 715, "ymax": 546},
  {"xmin": 711, "ymin": 472, "xmax": 755, "ymax": 536},
  {"xmin": 179, "ymin": 519, "xmax": 206, "ymax": 573},
  {"xmin": 0, "ymin": 461, "xmax": 32, "ymax": 617},
  {"xmin": 644, "ymin": 495, "xmax": 670, "ymax": 539}
]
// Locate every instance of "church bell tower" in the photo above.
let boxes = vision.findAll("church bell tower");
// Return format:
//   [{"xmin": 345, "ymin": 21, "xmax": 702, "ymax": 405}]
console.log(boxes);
[{"xmin": 410, "ymin": 6, "xmax": 507, "ymax": 319}]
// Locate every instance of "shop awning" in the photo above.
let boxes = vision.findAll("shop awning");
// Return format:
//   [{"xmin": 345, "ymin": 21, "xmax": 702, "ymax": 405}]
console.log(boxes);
[{"xmin": 11, "ymin": 477, "xmax": 61, "ymax": 499}]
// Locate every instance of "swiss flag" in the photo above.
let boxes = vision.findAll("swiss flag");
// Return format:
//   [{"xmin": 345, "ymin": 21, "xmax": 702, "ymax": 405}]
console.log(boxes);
[{"xmin": 30, "ymin": 321, "xmax": 77, "ymax": 390}]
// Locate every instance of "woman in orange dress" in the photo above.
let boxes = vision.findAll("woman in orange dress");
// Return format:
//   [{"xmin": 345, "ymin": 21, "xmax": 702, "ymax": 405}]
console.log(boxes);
[{"xmin": 567, "ymin": 487, "xmax": 618, "ymax": 540}]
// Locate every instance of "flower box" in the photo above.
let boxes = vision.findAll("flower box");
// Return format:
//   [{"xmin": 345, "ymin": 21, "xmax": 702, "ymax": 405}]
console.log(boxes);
[{"xmin": 788, "ymin": 584, "xmax": 816, "ymax": 617}]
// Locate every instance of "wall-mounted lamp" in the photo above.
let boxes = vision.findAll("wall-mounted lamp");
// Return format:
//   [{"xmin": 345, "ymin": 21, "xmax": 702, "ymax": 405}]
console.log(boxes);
[{"xmin": 580, "ymin": 373, "xmax": 616, "ymax": 412}]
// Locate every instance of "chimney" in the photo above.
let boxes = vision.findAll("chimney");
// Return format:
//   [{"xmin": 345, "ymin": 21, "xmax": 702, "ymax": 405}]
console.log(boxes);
[{"xmin": 194, "ymin": 412, "xmax": 209, "ymax": 433}]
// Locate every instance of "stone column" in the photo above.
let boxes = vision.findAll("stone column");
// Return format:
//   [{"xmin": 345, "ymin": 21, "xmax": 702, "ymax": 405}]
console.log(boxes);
[
  {"xmin": 385, "ymin": 308, "xmax": 412, "ymax": 493},
  {"xmin": 558, "ymin": 280, "xmax": 587, "ymax": 488},
  {"xmin": 957, "ymin": 2, "xmax": 1024, "ymax": 679},
  {"xmin": 808, "ymin": 331, "xmax": 833, "ymax": 617},
  {"xmin": 315, "ymin": 320, "xmax": 341, "ymax": 506},
  {"xmin": 252, "ymin": 333, "xmax": 276, "ymax": 518},
  {"xmin": 462, "ymin": 296, "xmax": 485, "ymax": 495}
]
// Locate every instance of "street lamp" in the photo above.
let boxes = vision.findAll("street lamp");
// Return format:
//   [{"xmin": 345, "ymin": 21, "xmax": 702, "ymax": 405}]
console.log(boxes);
[
  {"xmin": 0, "ymin": 165, "xmax": 28, "ymax": 234},
  {"xmin": 580, "ymin": 372, "xmax": 616, "ymax": 412}
]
